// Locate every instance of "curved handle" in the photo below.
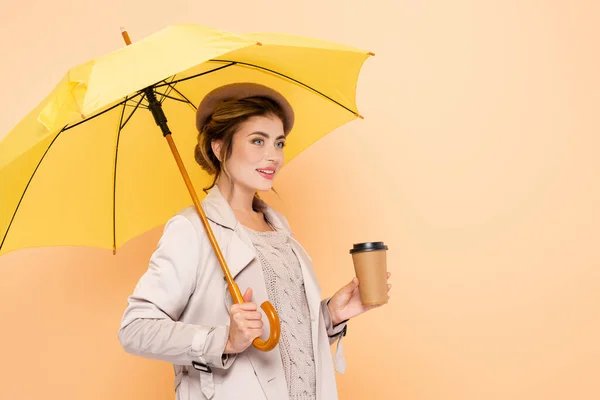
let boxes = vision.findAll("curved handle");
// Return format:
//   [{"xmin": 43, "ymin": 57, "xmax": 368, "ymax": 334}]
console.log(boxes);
[
  {"xmin": 252, "ymin": 301, "xmax": 281, "ymax": 351},
  {"xmin": 228, "ymin": 282, "xmax": 280, "ymax": 352}
]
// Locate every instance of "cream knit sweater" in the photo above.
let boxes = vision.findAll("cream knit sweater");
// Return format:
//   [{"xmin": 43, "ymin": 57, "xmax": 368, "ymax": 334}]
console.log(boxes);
[{"xmin": 243, "ymin": 226, "xmax": 317, "ymax": 400}]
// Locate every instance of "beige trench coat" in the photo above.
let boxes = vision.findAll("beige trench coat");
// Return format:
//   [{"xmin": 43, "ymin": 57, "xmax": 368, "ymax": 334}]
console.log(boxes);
[{"xmin": 118, "ymin": 185, "xmax": 348, "ymax": 399}]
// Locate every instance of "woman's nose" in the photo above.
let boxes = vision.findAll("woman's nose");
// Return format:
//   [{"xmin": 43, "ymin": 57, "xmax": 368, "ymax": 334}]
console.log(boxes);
[{"xmin": 265, "ymin": 148, "xmax": 278, "ymax": 162}]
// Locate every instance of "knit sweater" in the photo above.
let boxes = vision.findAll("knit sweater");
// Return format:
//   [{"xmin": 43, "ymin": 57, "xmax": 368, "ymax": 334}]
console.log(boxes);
[{"xmin": 243, "ymin": 225, "xmax": 317, "ymax": 400}]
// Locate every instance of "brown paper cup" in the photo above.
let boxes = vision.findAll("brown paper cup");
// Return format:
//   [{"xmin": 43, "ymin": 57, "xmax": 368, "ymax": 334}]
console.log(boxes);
[{"xmin": 350, "ymin": 242, "xmax": 389, "ymax": 306}]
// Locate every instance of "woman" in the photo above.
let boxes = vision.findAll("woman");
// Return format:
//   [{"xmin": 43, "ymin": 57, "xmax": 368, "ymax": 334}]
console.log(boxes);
[{"xmin": 118, "ymin": 82, "xmax": 391, "ymax": 400}]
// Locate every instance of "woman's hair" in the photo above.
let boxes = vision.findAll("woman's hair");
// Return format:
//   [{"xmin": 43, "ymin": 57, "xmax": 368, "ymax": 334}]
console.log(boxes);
[{"xmin": 194, "ymin": 96, "xmax": 286, "ymax": 209}]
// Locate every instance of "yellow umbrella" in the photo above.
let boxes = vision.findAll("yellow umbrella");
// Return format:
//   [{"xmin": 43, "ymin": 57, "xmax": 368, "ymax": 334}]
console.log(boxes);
[{"xmin": 0, "ymin": 24, "xmax": 373, "ymax": 351}]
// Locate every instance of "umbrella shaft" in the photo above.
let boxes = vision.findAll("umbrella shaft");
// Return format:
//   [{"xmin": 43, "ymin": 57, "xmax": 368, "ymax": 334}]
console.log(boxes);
[
  {"xmin": 140, "ymin": 82, "xmax": 279, "ymax": 351},
  {"xmin": 161, "ymin": 126, "xmax": 240, "ymax": 299},
  {"xmin": 144, "ymin": 84, "xmax": 239, "ymax": 292}
]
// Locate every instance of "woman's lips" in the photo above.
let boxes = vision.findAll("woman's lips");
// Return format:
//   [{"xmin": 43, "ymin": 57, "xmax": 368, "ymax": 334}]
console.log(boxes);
[{"xmin": 256, "ymin": 168, "xmax": 275, "ymax": 180}]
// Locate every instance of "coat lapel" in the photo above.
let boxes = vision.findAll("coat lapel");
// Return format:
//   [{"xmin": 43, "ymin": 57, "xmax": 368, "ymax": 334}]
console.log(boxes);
[
  {"xmin": 201, "ymin": 187, "xmax": 288, "ymax": 399},
  {"xmin": 228, "ymin": 225, "xmax": 290, "ymax": 399},
  {"xmin": 200, "ymin": 185, "xmax": 324, "ymax": 400}
]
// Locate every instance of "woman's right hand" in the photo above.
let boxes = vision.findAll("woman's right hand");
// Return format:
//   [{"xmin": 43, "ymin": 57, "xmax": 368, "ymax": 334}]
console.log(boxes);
[{"xmin": 224, "ymin": 288, "xmax": 264, "ymax": 354}]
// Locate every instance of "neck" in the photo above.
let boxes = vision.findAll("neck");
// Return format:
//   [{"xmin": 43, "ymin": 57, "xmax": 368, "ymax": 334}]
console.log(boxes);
[{"xmin": 216, "ymin": 175, "xmax": 257, "ymax": 215}]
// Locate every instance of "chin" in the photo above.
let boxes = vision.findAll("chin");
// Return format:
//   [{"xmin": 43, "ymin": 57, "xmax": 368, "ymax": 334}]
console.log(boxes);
[
  {"xmin": 243, "ymin": 173, "xmax": 276, "ymax": 193},
  {"xmin": 253, "ymin": 178, "xmax": 274, "ymax": 191},
  {"xmin": 256, "ymin": 183, "xmax": 274, "ymax": 192}
]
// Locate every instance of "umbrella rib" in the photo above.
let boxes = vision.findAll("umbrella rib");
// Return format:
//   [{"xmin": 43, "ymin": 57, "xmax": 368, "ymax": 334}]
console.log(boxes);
[
  {"xmin": 63, "ymin": 89, "xmax": 148, "ymax": 133},
  {"xmin": 153, "ymin": 63, "xmax": 236, "ymax": 88},
  {"xmin": 63, "ymin": 100, "xmax": 127, "ymax": 132},
  {"xmin": 162, "ymin": 83, "xmax": 197, "ymax": 111},
  {"xmin": 0, "ymin": 125, "xmax": 68, "ymax": 252},
  {"xmin": 158, "ymin": 93, "xmax": 190, "ymax": 104},
  {"xmin": 158, "ymin": 76, "xmax": 177, "ymax": 104},
  {"xmin": 208, "ymin": 59, "xmax": 358, "ymax": 116},
  {"xmin": 125, "ymin": 103, "xmax": 149, "ymax": 110},
  {"xmin": 112, "ymin": 97, "xmax": 129, "ymax": 254},
  {"xmin": 120, "ymin": 93, "xmax": 146, "ymax": 131}
]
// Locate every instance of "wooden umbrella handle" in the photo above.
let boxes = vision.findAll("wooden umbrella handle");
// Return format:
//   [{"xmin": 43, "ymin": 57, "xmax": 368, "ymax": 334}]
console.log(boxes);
[
  {"xmin": 254, "ymin": 301, "xmax": 281, "ymax": 350},
  {"xmin": 164, "ymin": 134, "xmax": 280, "ymax": 352}
]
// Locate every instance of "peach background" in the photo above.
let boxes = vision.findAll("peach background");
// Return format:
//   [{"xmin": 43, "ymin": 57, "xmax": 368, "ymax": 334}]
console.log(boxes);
[{"xmin": 1, "ymin": 1, "xmax": 600, "ymax": 399}]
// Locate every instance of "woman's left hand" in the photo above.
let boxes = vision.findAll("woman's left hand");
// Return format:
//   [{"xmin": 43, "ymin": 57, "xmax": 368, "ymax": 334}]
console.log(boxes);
[{"xmin": 327, "ymin": 272, "xmax": 392, "ymax": 325}]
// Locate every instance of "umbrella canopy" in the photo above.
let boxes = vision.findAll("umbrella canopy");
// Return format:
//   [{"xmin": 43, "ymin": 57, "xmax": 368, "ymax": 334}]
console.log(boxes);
[{"xmin": 0, "ymin": 24, "xmax": 372, "ymax": 257}]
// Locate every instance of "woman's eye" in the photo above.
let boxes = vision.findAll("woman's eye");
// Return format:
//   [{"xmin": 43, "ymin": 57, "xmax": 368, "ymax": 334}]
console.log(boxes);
[
  {"xmin": 276, "ymin": 141, "xmax": 286, "ymax": 149},
  {"xmin": 252, "ymin": 138, "xmax": 264, "ymax": 145}
]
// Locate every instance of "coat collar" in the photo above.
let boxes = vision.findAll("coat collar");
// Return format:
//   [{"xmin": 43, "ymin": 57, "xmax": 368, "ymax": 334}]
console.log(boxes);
[
  {"xmin": 201, "ymin": 184, "xmax": 290, "ymax": 235},
  {"xmin": 201, "ymin": 182, "xmax": 323, "ymax": 326}
]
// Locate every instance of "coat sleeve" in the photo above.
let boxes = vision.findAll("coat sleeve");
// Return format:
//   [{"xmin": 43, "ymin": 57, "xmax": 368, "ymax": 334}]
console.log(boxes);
[
  {"xmin": 320, "ymin": 298, "xmax": 348, "ymax": 343},
  {"xmin": 117, "ymin": 214, "xmax": 235, "ymax": 369},
  {"xmin": 321, "ymin": 297, "xmax": 348, "ymax": 374}
]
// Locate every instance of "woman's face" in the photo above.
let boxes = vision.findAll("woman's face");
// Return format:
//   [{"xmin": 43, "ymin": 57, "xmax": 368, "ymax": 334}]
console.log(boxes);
[{"xmin": 217, "ymin": 114, "xmax": 286, "ymax": 194}]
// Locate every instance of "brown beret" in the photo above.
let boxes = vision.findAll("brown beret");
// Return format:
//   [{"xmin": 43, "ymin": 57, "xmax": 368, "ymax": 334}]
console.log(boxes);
[{"xmin": 195, "ymin": 82, "xmax": 295, "ymax": 135}]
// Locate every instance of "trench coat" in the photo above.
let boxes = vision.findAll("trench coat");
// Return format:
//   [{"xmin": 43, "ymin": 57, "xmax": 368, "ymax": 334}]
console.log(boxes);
[{"xmin": 117, "ymin": 185, "xmax": 349, "ymax": 399}]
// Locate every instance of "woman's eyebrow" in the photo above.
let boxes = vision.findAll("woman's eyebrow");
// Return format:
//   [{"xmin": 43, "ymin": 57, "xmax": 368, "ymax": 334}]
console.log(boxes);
[{"xmin": 248, "ymin": 131, "xmax": 285, "ymax": 140}]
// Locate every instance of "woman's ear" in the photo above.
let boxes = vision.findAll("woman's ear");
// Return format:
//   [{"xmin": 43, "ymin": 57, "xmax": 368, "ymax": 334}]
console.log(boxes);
[{"xmin": 211, "ymin": 139, "xmax": 223, "ymax": 162}]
